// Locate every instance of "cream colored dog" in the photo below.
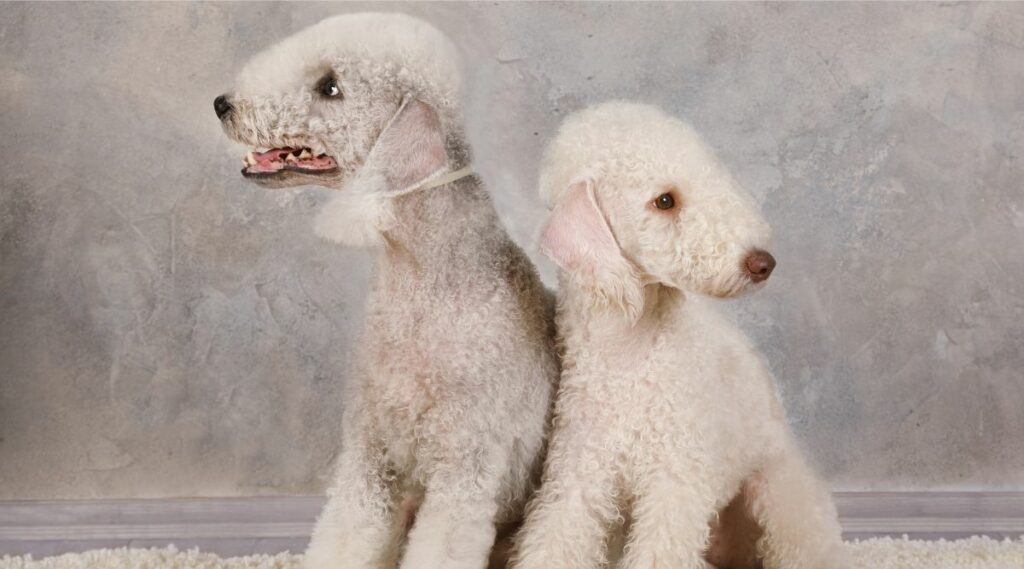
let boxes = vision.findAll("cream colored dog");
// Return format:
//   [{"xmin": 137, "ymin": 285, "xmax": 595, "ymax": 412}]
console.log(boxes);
[{"xmin": 512, "ymin": 102, "xmax": 846, "ymax": 569}]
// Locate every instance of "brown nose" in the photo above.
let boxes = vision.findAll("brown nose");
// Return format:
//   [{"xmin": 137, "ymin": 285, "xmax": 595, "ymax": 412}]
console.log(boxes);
[{"xmin": 743, "ymin": 250, "xmax": 776, "ymax": 283}]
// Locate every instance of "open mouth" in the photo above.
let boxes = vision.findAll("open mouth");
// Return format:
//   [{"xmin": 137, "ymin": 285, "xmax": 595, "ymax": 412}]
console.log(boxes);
[{"xmin": 241, "ymin": 147, "xmax": 339, "ymax": 178}]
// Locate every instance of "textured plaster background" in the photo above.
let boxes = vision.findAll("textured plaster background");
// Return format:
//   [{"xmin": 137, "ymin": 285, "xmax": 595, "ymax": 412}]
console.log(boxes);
[{"xmin": 1, "ymin": 2, "xmax": 1022, "ymax": 499}]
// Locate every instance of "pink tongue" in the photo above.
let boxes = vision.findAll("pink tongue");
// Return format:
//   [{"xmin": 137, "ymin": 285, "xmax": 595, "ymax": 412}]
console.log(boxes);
[
  {"xmin": 253, "ymin": 148, "xmax": 295, "ymax": 163},
  {"xmin": 245, "ymin": 148, "xmax": 339, "ymax": 173}
]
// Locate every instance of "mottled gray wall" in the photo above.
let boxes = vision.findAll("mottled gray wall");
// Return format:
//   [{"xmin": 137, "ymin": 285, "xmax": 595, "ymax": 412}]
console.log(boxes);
[{"xmin": 1, "ymin": 2, "xmax": 1022, "ymax": 499}]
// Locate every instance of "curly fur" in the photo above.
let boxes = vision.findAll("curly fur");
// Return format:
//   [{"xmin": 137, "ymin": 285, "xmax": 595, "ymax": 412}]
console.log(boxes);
[
  {"xmin": 513, "ymin": 102, "xmax": 847, "ymax": 569},
  {"xmin": 217, "ymin": 13, "xmax": 557, "ymax": 569}
]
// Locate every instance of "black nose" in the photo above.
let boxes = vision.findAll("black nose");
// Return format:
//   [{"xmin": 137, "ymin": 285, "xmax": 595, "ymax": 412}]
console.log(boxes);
[
  {"xmin": 743, "ymin": 250, "xmax": 776, "ymax": 283},
  {"xmin": 214, "ymin": 94, "xmax": 233, "ymax": 120}
]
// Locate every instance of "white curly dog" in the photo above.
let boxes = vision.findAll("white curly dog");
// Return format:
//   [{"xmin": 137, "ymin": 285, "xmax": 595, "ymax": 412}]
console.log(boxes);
[
  {"xmin": 214, "ymin": 13, "xmax": 558, "ymax": 569},
  {"xmin": 512, "ymin": 102, "xmax": 846, "ymax": 569}
]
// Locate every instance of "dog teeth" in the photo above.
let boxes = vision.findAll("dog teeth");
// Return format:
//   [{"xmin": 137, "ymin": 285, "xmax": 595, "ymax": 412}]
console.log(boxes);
[
  {"xmin": 285, "ymin": 153, "xmax": 298, "ymax": 163},
  {"xmin": 244, "ymin": 152, "xmax": 257, "ymax": 166},
  {"xmin": 298, "ymin": 149, "xmax": 312, "ymax": 160}
]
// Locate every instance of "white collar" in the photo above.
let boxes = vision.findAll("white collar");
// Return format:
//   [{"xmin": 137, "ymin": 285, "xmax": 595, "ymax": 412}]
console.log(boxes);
[{"xmin": 414, "ymin": 165, "xmax": 475, "ymax": 191}]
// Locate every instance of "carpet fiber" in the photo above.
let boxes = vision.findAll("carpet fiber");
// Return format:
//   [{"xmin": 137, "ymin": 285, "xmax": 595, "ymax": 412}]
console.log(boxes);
[{"xmin": 3, "ymin": 537, "xmax": 1024, "ymax": 569}]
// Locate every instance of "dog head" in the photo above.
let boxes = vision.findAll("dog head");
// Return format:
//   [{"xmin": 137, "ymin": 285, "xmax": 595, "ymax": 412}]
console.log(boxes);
[
  {"xmin": 539, "ymin": 102, "xmax": 773, "ymax": 320},
  {"xmin": 215, "ymin": 13, "xmax": 464, "ymax": 245}
]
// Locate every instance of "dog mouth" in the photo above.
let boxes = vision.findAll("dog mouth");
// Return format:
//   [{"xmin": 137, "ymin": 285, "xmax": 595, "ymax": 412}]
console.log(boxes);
[
  {"xmin": 707, "ymin": 281, "xmax": 763, "ymax": 299},
  {"xmin": 241, "ymin": 147, "xmax": 339, "ymax": 178}
]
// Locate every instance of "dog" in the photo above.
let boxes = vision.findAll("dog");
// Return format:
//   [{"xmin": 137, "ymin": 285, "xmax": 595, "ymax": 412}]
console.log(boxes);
[
  {"xmin": 215, "ymin": 13, "xmax": 558, "ymax": 569},
  {"xmin": 511, "ymin": 101, "xmax": 847, "ymax": 569}
]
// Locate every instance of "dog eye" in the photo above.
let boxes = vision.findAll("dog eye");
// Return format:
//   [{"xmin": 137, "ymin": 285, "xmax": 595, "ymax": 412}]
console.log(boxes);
[
  {"xmin": 316, "ymin": 75, "xmax": 342, "ymax": 99},
  {"xmin": 654, "ymin": 193, "xmax": 675, "ymax": 210}
]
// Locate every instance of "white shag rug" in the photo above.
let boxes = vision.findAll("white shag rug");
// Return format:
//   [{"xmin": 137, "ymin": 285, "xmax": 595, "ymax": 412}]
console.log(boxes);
[{"xmin": 2, "ymin": 537, "xmax": 1024, "ymax": 569}]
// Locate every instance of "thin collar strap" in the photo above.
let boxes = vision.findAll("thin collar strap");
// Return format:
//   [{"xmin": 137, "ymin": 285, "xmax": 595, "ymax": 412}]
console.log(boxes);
[{"xmin": 416, "ymin": 166, "xmax": 475, "ymax": 191}]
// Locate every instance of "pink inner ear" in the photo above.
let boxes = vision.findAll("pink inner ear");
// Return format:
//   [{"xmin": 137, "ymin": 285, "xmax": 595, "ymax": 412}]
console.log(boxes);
[
  {"xmin": 375, "ymin": 98, "xmax": 448, "ymax": 192},
  {"xmin": 540, "ymin": 179, "xmax": 621, "ymax": 272}
]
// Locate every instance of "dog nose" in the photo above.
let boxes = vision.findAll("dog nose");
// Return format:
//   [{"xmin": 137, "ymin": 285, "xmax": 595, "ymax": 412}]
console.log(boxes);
[
  {"xmin": 214, "ymin": 94, "xmax": 233, "ymax": 120},
  {"xmin": 743, "ymin": 250, "xmax": 776, "ymax": 283}
]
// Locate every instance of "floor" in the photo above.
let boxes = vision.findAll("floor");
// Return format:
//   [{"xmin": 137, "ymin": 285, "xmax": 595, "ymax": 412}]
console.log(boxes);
[
  {"xmin": 4, "ymin": 538, "xmax": 1024, "ymax": 569},
  {"xmin": 1, "ymin": 493, "xmax": 1022, "ymax": 559}
]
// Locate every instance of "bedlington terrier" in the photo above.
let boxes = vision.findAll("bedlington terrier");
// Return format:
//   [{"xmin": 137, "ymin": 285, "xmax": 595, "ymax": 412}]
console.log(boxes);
[
  {"xmin": 512, "ymin": 102, "xmax": 846, "ymax": 569},
  {"xmin": 214, "ymin": 13, "xmax": 558, "ymax": 569}
]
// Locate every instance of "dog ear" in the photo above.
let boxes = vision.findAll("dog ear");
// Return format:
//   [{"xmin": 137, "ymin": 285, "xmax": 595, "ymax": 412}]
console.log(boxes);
[
  {"xmin": 540, "ymin": 179, "xmax": 644, "ymax": 322},
  {"xmin": 368, "ymin": 95, "xmax": 449, "ymax": 194},
  {"xmin": 316, "ymin": 96, "xmax": 446, "ymax": 248}
]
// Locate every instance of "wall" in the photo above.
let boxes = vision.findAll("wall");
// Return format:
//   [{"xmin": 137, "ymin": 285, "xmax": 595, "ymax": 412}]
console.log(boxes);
[{"xmin": 1, "ymin": 2, "xmax": 1022, "ymax": 499}]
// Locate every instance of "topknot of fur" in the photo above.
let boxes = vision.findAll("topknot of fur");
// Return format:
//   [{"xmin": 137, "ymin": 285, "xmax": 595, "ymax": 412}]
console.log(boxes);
[{"xmin": 236, "ymin": 12, "xmax": 463, "ymax": 123}]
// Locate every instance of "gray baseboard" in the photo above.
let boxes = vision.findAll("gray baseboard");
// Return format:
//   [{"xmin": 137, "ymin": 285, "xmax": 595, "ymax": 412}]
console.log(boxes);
[
  {"xmin": 1, "ymin": 492, "xmax": 1022, "ymax": 557},
  {"xmin": 833, "ymin": 491, "xmax": 1024, "ymax": 540}
]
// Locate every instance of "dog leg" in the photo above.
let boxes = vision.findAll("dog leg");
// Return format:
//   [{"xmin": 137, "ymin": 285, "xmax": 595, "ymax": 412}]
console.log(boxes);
[
  {"xmin": 618, "ymin": 475, "xmax": 717, "ymax": 569},
  {"xmin": 511, "ymin": 447, "xmax": 618, "ymax": 569},
  {"xmin": 305, "ymin": 444, "xmax": 400, "ymax": 569},
  {"xmin": 744, "ymin": 449, "xmax": 848, "ymax": 569},
  {"xmin": 398, "ymin": 458, "xmax": 504, "ymax": 569}
]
